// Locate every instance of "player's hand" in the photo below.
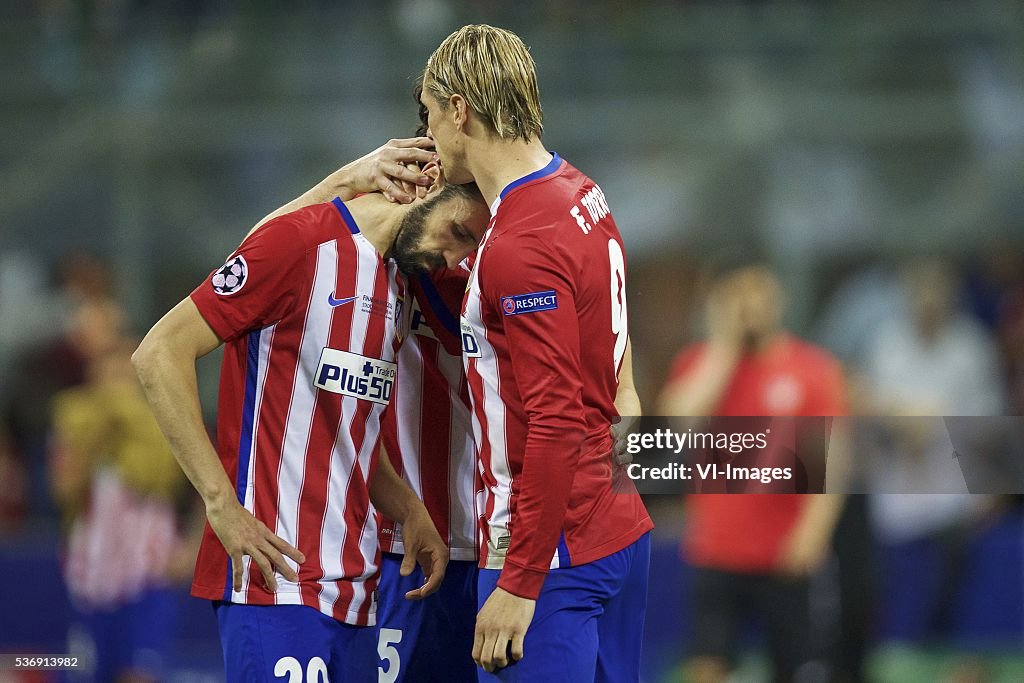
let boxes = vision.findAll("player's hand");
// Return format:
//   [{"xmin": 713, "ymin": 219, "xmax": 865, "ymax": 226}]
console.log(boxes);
[
  {"xmin": 399, "ymin": 505, "xmax": 448, "ymax": 600},
  {"xmin": 338, "ymin": 137, "xmax": 436, "ymax": 204},
  {"xmin": 205, "ymin": 497, "xmax": 305, "ymax": 592},
  {"xmin": 610, "ymin": 414, "xmax": 639, "ymax": 466},
  {"xmin": 473, "ymin": 588, "xmax": 536, "ymax": 672}
]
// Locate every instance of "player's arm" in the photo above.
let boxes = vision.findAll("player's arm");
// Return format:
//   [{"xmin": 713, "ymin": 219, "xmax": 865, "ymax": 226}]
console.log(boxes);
[
  {"xmin": 249, "ymin": 137, "xmax": 436, "ymax": 236},
  {"xmin": 473, "ymin": 234, "xmax": 586, "ymax": 672},
  {"xmin": 134, "ymin": 216, "xmax": 309, "ymax": 592},
  {"xmin": 132, "ymin": 298, "xmax": 304, "ymax": 592},
  {"xmin": 611, "ymin": 337, "xmax": 640, "ymax": 465},
  {"xmin": 369, "ymin": 448, "xmax": 448, "ymax": 600}
]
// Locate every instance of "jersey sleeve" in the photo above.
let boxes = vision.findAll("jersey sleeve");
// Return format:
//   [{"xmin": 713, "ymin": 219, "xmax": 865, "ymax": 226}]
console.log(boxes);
[
  {"xmin": 189, "ymin": 214, "xmax": 309, "ymax": 342},
  {"xmin": 482, "ymin": 232, "xmax": 587, "ymax": 600}
]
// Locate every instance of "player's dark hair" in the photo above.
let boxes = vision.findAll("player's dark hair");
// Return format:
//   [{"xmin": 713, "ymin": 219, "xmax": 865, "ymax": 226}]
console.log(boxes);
[{"xmin": 413, "ymin": 80, "xmax": 429, "ymax": 139}]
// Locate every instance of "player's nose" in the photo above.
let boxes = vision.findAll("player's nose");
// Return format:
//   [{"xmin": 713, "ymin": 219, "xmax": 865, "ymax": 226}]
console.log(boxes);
[{"xmin": 443, "ymin": 247, "xmax": 470, "ymax": 269}]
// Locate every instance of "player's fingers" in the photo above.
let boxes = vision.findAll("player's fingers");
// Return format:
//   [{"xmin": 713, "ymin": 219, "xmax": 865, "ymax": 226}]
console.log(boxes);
[
  {"xmin": 384, "ymin": 161, "xmax": 432, "ymax": 187},
  {"xmin": 266, "ymin": 532, "xmax": 306, "ymax": 566},
  {"xmin": 399, "ymin": 550, "xmax": 416, "ymax": 577},
  {"xmin": 385, "ymin": 147, "xmax": 435, "ymax": 168},
  {"xmin": 472, "ymin": 626, "xmax": 485, "ymax": 666},
  {"xmin": 510, "ymin": 631, "xmax": 526, "ymax": 662},
  {"xmin": 417, "ymin": 557, "xmax": 445, "ymax": 598},
  {"xmin": 379, "ymin": 178, "xmax": 411, "ymax": 204},
  {"xmin": 231, "ymin": 552, "xmax": 243, "ymax": 592},
  {"xmin": 251, "ymin": 548, "xmax": 277, "ymax": 592},
  {"xmin": 388, "ymin": 136, "xmax": 435, "ymax": 150},
  {"xmin": 262, "ymin": 543, "xmax": 299, "ymax": 584},
  {"xmin": 479, "ymin": 630, "xmax": 499, "ymax": 672},
  {"xmin": 397, "ymin": 179, "xmax": 415, "ymax": 199},
  {"xmin": 491, "ymin": 631, "xmax": 510, "ymax": 670}
]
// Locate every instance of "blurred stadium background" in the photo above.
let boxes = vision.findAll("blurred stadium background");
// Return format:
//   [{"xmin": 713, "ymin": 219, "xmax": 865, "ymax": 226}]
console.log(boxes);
[{"xmin": 1, "ymin": 1, "xmax": 1022, "ymax": 681}]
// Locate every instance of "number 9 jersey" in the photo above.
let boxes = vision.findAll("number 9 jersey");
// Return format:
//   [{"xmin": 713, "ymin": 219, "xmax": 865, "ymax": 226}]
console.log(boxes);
[{"xmin": 460, "ymin": 153, "xmax": 653, "ymax": 600}]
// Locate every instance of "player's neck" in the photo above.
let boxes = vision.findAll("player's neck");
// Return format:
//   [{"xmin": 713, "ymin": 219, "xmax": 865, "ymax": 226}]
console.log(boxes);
[
  {"xmin": 343, "ymin": 192, "xmax": 408, "ymax": 256},
  {"xmin": 467, "ymin": 138, "xmax": 553, "ymax": 209}
]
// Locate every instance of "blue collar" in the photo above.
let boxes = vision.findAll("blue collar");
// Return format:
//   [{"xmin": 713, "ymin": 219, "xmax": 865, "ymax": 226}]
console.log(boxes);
[
  {"xmin": 497, "ymin": 152, "xmax": 562, "ymax": 201},
  {"xmin": 331, "ymin": 197, "xmax": 360, "ymax": 234}
]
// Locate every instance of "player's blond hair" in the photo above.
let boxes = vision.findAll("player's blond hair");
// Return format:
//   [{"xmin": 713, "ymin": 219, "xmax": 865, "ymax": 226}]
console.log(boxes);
[{"xmin": 423, "ymin": 24, "xmax": 543, "ymax": 142}]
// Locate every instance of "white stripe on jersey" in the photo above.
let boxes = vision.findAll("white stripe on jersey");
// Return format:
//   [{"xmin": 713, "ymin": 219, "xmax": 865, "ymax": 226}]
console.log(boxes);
[
  {"xmin": 271, "ymin": 239, "xmax": 338, "ymax": 606},
  {"xmin": 395, "ymin": 335, "xmax": 425, "ymax": 503},
  {"xmin": 463, "ymin": 228, "xmax": 513, "ymax": 569}
]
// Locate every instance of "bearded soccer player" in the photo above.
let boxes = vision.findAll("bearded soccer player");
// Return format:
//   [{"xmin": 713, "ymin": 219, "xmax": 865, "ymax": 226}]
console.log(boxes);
[
  {"xmin": 132, "ymin": 140, "xmax": 490, "ymax": 681},
  {"xmin": 420, "ymin": 25, "xmax": 653, "ymax": 681}
]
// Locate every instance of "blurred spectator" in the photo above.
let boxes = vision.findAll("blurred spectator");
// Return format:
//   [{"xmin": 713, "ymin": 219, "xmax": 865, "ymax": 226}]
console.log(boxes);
[
  {"xmin": 48, "ymin": 325, "xmax": 195, "ymax": 683},
  {"xmin": 859, "ymin": 258, "xmax": 1004, "ymax": 645},
  {"xmin": 3, "ymin": 254, "xmax": 118, "ymax": 522},
  {"xmin": 658, "ymin": 265, "xmax": 848, "ymax": 683},
  {"xmin": 964, "ymin": 240, "xmax": 1024, "ymax": 416},
  {"xmin": 0, "ymin": 425, "xmax": 29, "ymax": 531}
]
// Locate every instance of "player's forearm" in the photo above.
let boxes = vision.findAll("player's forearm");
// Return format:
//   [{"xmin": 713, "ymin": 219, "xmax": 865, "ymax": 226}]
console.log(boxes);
[
  {"xmin": 369, "ymin": 449, "xmax": 425, "ymax": 526},
  {"xmin": 132, "ymin": 336, "xmax": 235, "ymax": 511},
  {"xmin": 614, "ymin": 338, "xmax": 642, "ymax": 418},
  {"xmin": 498, "ymin": 418, "xmax": 586, "ymax": 600},
  {"xmin": 658, "ymin": 342, "xmax": 740, "ymax": 416}
]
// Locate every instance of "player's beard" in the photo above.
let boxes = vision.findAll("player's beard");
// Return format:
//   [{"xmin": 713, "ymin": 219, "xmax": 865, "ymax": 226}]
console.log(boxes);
[{"xmin": 391, "ymin": 197, "xmax": 447, "ymax": 276}]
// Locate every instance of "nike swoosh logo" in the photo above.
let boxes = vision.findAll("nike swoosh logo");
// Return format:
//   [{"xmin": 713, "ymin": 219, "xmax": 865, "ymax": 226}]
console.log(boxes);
[{"xmin": 327, "ymin": 293, "xmax": 358, "ymax": 307}]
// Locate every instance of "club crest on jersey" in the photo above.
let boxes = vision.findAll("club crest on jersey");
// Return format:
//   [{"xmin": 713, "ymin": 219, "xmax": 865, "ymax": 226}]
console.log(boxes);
[
  {"xmin": 211, "ymin": 255, "xmax": 248, "ymax": 296},
  {"xmin": 314, "ymin": 348, "xmax": 396, "ymax": 405},
  {"xmin": 500, "ymin": 290, "xmax": 558, "ymax": 316}
]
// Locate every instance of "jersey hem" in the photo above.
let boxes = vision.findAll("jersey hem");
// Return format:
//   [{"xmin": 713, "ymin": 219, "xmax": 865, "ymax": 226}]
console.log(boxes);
[{"xmin": 191, "ymin": 582, "xmax": 375, "ymax": 626}]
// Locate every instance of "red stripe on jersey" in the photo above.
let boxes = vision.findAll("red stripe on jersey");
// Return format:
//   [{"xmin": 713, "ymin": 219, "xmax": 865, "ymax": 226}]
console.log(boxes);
[{"xmin": 418, "ymin": 337, "xmax": 452, "ymax": 545}]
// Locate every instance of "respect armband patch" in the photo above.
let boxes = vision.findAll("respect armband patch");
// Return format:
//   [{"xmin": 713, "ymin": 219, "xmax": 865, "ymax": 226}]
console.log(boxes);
[{"xmin": 500, "ymin": 290, "xmax": 558, "ymax": 316}]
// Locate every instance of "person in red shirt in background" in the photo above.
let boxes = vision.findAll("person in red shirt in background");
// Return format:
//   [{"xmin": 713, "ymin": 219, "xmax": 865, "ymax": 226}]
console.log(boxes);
[{"xmin": 658, "ymin": 264, "xmax": 847, "ymax": 683}]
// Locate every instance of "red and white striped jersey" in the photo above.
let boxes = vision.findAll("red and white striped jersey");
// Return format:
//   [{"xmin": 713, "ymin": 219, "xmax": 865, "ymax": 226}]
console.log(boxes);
[
  {"xmin": 190, "ymin": 198, "xmax": 407, "ymax": 626},
  {"xmin": 461, "ymin": 154, "xmax": 653, "ymax": 600},
  {"xmin": 379, "ymin": 266, "xmax": 478, "ymax": 560}
]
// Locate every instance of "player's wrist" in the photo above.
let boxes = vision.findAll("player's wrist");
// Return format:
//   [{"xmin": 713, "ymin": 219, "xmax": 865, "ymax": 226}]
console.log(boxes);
[
  {"xmin": 496, "ymin": 561, "xmax": 548, "ymax": 600},
  {"xmin": 202, "ymin": 487, "xmax": 238, "ymax": 517}
]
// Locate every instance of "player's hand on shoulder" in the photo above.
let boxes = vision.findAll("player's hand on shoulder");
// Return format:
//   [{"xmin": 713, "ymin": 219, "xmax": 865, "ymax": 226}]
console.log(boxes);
[
  {"xmin": 398, "ymin": 505, "xmax": 448, "ymax": 600},
  {"xmin": 473, "ymin": 588, "xmax": 536, "ymax": 673},
  {"xmin": 205, "ymin": 496, "xmax": 305, "ymax": 592},
  {"xmin": 339, "ymin": 137, "xmax": 437, "ymax": 204}
]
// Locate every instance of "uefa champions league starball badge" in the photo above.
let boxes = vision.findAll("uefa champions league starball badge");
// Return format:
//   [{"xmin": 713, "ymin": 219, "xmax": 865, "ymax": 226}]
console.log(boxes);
[{"xmin": 212, "ymin": 255, "xmax": 248, "ymax": 296}]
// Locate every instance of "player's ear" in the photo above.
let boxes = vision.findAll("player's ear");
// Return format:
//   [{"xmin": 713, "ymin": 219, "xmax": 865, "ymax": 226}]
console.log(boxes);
[
  {"xmin": 450, "ymin": 94, "xmax": 469, "ymax": 132},
  {"xmin": 422, "ymin": 162, "xmax": 445, "ymax": 196}
]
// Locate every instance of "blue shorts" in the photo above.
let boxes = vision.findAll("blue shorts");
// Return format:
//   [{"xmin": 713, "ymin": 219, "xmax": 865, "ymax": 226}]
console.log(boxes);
[
  {"xmin": 477, "ymin": 533, "xmax": 651, "ymax": 683},
  {"xmin": 376, "ymin": 553, "xmax": 478, "ymax": 682},
  {"xmin": 214, "ymin": 601, "xmax": 376, "ymax": 682}
]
